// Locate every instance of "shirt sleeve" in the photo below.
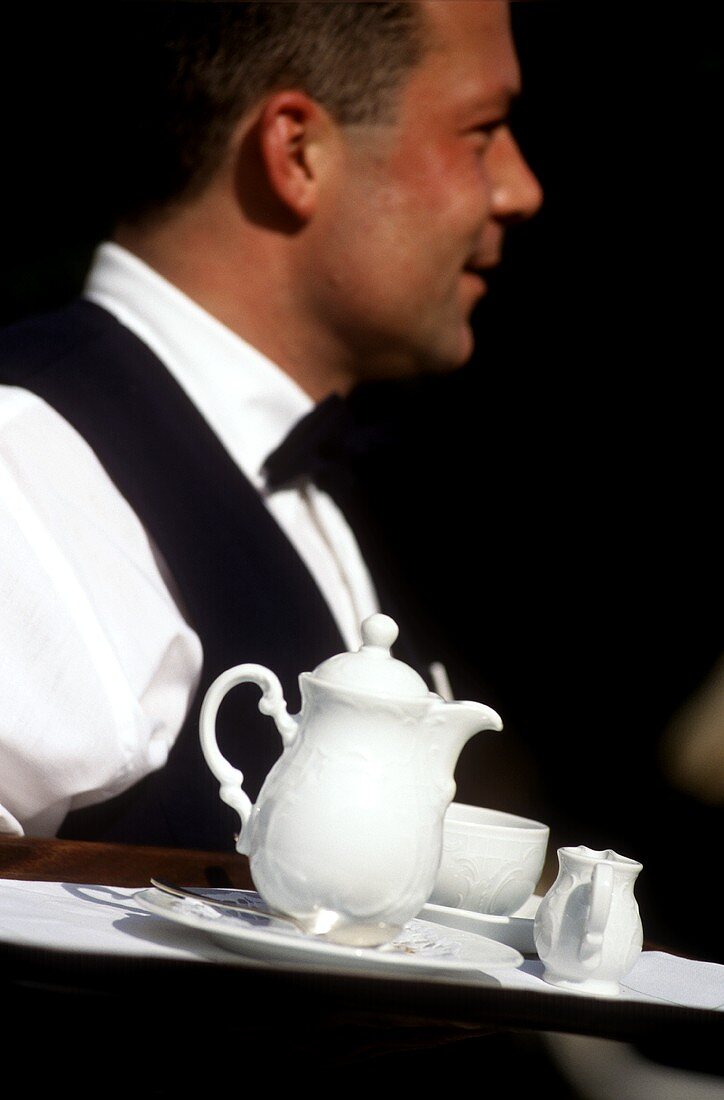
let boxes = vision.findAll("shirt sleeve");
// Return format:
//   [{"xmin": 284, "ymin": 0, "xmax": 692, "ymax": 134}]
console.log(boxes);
[{"xmin": 0, "ymin": 386, "xmax": 203, "ymax": 836}]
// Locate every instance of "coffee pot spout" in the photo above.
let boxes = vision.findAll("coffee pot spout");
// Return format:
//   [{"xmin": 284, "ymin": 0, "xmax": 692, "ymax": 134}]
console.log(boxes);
[{"xmin": 431, "ymin": 696, "xmax": 504, "ymax": 769}]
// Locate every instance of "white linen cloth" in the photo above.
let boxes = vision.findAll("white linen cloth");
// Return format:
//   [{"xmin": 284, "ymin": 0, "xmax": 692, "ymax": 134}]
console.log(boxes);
[
  {"xmin": 0, "ymin": 242, "xmax": 381, "ymax": 837},
  {"xmin": 1, "ymin": 878, "xmax": 722, "ymax": 1012}
]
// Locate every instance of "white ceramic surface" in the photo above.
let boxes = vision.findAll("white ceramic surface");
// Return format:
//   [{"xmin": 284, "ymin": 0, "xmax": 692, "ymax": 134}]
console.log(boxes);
[
  {"xmin": 134, "ymin": 888, "xmax": 523, "ymax": 978},
  {"xmin": 534, "ymin": 845, "xmax": 643, "ymax": 996},
  {"xmin": 429, "ymin": 803, "xmax": 549, "ymax": 916},
  {"xmin": 420, "ymin": 894, "xmax": 542, "ymax": 954},
  {"xmin": 198, "ymin": 613, "xmax": 503, "ymax": 934}
]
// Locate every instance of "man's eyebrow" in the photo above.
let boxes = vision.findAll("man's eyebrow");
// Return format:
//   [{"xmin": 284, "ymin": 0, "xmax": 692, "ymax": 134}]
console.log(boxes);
[
  {"xmin": 468, "ymin": 83, "xmax": 522, "ymax": 116},
  {"xmin": 464, "ymin": 101, "xmax": 517, "ymax": 130}
]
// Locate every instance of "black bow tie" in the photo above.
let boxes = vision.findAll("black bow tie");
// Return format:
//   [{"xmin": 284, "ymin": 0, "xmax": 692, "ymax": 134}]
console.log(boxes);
[
  {"xmin": 263, "ymin": 392, "xmax": 434, "ymax": 689},
  {"xmin": 262, "ymin": 394, "xmax": 356, "ymax": 492}
]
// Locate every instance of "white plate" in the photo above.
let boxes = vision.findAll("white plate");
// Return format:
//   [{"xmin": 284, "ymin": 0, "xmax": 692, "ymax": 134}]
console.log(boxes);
[
  {"xmin": 418, "ymin": 895, "xmax": 542, "ymax": 955},
  {"xmin": 134, "ymin": 888, "xmax": 523, "ymax": 980}
]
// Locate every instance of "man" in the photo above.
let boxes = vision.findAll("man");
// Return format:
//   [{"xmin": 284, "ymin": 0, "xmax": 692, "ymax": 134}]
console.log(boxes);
[{"xmin": 0, "ymin": 1, "xmax": 541, "ymax": 849}]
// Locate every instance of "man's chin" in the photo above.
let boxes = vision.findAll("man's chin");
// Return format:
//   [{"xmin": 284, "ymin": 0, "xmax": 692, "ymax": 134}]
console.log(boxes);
[
  {"xmin": 351, "ymin": 324, "xmax": 475, "ymax": 385},
  {"xmin": 421, "ymin": 325, "xmax": 476, "ymax": 375}
]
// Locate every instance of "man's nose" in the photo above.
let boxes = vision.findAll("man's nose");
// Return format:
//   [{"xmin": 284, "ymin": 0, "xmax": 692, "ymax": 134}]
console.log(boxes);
[{"xmin": 489, "ymin": 127, "xmax": 543, "ymax": 224}]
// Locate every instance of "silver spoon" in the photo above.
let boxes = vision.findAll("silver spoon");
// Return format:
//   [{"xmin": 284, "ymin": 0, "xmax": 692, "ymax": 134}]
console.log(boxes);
[{"xmin": 149, "ymin": 878, "xmax": 401, "ymax": 948}]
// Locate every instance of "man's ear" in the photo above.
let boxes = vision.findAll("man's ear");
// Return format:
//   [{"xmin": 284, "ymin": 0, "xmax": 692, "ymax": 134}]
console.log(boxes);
[{"xmin": 256, "ymin": 91, "xmax": 332, "ymax": 223}]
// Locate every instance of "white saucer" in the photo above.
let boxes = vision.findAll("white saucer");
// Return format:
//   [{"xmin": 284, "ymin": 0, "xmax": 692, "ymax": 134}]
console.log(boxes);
[
  {"xmin": 418, "ymin": 895, "xmax": 542, "ymax": 955},
  {"xmin": 134, "ymin": 888, "xmax": 523, "ymax": 980}
]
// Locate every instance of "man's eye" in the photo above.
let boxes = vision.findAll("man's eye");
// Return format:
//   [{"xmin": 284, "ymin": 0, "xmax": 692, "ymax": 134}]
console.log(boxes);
[
  {"xmin": 476, "ymin": 119, "xmax": 506, "ymax": 137},
  {"xmin": 468, "ymin": 120, "xmax": 505, "ymax": 151},
  {"xmin": 468, "ymin": 125, "xmax": 497, "ymax": 154}
]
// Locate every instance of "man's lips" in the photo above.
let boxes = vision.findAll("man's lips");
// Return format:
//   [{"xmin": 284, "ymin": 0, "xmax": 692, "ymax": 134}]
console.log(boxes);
[
  {"xmin": 462, "ymin": 263, "xmax": 495, "ymax": 293},
  {"xmin": 463, "ymin": 250, "xmax": 503, "ymax": 296},
  {"xmin": 465, "ymin": 252, "xmax": 502, "ymax": 273},
  {"xmin": 463, "ymin": 268, "xmax": 487, "ymax": 290}
]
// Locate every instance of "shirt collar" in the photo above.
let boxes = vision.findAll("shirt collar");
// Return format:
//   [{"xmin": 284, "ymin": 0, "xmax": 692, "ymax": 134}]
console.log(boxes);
[{"xmin": 83, "ymin": 241, "xmax": 313, "ymax": 489}]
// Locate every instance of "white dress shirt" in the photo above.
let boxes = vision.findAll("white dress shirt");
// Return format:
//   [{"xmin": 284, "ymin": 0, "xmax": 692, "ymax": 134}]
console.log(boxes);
[
  {"xmin": 0, "ymin": 385, "xmax": 202, "ymax": 836},
  {"xmin": 0, "ymin": 242, "xmax": 380, "ymax": 837}
]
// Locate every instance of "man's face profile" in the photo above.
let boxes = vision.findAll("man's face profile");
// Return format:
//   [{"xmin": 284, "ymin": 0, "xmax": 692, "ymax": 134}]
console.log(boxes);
[{"xmin": 305, "ymin": 0, "xmax": 543, "ymax": 384}]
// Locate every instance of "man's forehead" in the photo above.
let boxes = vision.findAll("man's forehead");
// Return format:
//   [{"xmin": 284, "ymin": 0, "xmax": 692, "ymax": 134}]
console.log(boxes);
[
  {"xmin": 419, "ymin": 0, "xmax": 512, "ymax": 46},
  {"xmin": 412, "ymin": 0, "xmax": 521, "ymax": 107}
]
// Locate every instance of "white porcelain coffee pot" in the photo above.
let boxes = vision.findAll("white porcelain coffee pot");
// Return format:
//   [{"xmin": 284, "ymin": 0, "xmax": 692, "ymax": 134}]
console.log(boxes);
[
  {"xmin": 534, "ymin": 845, "xmax": 644, "ymax": 995},
  {"xmin": 199, "ymin": 613, "xmax": 503, "ymax": 936}
]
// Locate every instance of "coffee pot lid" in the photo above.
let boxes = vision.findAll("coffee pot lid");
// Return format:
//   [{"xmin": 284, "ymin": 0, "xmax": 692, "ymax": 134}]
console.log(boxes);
[{"xmin": 311, "ymin": 614, "xmax": 430, "ymax": 697}]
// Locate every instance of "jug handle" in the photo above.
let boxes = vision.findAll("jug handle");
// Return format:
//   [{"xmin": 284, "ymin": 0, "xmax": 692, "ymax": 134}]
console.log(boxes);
[
  {"xmin": 579, "ymin": 861, "xmax": 614, "ymax": 968},
  {"xmin": 199, "ymin": 664, "xmax": 298, "ymax": 831}
]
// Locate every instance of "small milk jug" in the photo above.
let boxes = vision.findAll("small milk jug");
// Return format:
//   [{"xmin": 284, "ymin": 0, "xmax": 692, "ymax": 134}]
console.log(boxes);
[{"xmin": 534, "ymin": 845, "xmax": 643, "ymax": 995}]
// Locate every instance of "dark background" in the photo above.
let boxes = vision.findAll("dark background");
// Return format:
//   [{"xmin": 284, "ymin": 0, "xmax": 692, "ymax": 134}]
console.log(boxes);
[{"xmin": 2, "ymin": 3, "xmax": 722, "ymax": 960}]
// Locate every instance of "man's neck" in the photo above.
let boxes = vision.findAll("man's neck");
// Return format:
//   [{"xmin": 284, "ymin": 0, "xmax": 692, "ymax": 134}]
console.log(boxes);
[{"xmin": 113, "ymin": 215, "xmax": 356, "ymax": 402}]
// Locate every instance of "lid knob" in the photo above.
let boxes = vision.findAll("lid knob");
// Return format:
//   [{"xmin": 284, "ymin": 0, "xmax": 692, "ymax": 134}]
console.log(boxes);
[
  {"xmin": 308, "ymin": 613, "xmax": 430, "ymax": 697},
  {"xmin": 360, "ymin": 614, "xmax": 398, "ymax": 653}
]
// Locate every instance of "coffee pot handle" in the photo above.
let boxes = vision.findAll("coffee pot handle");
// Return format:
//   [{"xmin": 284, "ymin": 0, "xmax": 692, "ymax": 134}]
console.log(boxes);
[
  {"xmin": 199, "ymin": 663, "xmax": 298, "ymax": 834},
  {"xmin": 579, "ymin": 861, "xmax": 614, "ymax": 967}
]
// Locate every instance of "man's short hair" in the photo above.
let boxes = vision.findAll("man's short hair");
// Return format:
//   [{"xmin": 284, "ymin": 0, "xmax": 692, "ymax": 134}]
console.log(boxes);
[{"xmin": 104, "ymin": 2, "xmax": 424, "ymax": 227}]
